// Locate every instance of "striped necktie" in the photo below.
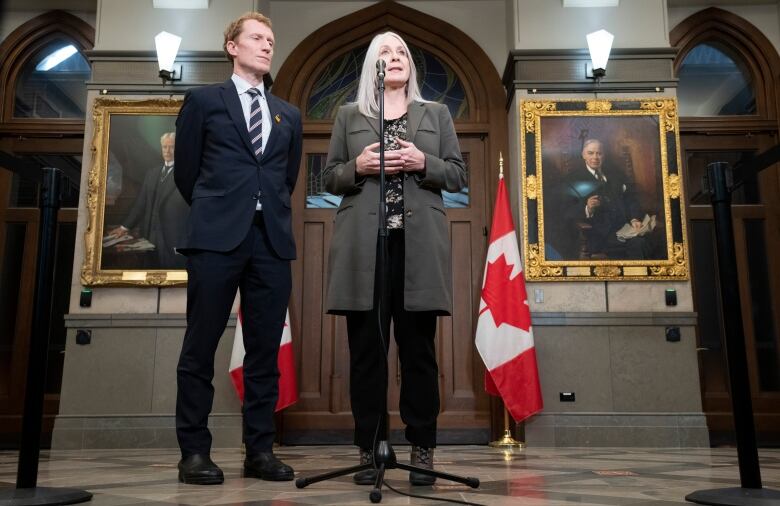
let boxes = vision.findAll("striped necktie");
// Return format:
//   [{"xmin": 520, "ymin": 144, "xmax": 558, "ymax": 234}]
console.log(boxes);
[
  {"xmin": 160, "ymin": 164, "xmax": 173, "ymax": 182},
  {"xmin": 246, "ymin": 87, "xmax": 263, "ymax": 158}
]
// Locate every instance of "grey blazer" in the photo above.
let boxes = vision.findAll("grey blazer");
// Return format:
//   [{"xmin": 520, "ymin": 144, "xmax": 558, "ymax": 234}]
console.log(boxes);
[{"xmin": 324, "ymin": 101, "xmax": 466, "ymax": 314}]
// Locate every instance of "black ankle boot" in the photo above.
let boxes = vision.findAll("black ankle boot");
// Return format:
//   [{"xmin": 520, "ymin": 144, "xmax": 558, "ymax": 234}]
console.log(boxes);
[
  {"xmin": 409, "ymin": 446, "xmax": 436, "ymax": 485},
  {"xmin": 353, "ymin": 447, "xmax": 377, "ymax": 485}
]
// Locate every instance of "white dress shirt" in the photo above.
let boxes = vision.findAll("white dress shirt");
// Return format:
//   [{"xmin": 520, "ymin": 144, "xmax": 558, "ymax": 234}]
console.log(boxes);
[
  {"xmin": 231, "ymin": 74, "xmax": 272, "ymax": 211},
  {"xmin": 231, "ymin": 73, "xmax": 272, "ymax": 152}
]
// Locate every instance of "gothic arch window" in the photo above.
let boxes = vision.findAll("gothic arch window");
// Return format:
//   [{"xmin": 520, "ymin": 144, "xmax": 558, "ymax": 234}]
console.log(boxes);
[
  {"xmin": 671, "ymin": 7, "xmax": 779, "ymax": 123},
  {"xmin": 13, "ymin": 37, "xmax": 91, "ymax": 119},
  {"xmin": 0, "ymin": 10, "xmax": 94, "ymax": 133},
  {"xmin": 677, "ymin": 42, "xmax": 756, "ymax": 116}
]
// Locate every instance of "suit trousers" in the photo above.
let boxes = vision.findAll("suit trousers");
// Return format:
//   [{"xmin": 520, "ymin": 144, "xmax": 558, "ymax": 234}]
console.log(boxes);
[
  {"xmin": 176, "ymin": 214, "xmax": 291, "ymax": 457},
  {"xmin": 345, "ymin": 229, "xmax": 440, "ymax": 450}
]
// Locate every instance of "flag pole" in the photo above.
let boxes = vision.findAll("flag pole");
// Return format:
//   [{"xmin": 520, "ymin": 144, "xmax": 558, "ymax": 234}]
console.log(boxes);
[
  {"xmin": 487, "ymin": 152, "xmax": 524, "ymax": 449},
  {"xmin": 489, "ymin": 406, "xmax": 525, "ymax": 448}
]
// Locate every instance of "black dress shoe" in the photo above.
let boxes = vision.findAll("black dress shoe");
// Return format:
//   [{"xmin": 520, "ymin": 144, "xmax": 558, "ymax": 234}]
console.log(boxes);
[
  {"xmin": 243, "ymin": 452, "xmax": 294, "ymax": 481},
  {"xmin": 178, "ymin": 454, "xmax": 224, "ymax": 485}
]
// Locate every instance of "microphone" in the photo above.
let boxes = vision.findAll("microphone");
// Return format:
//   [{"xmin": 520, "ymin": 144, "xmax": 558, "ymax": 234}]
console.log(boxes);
[{"xmin": 376, "ymin": 59, "xmax": 386, "ymax": 79}]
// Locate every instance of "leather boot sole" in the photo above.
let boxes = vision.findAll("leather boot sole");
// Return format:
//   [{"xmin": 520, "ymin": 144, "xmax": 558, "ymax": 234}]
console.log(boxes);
[
  {"xmin": 242, "ymin": 465, "xmax": 294, "ymax": 481},
  {"xmin": 353, "ymin": 469, "xmax": 377, "ymax": 485},
  {"xmin": 409, "ymin": 471, "xmax": 436, "ymax": 486},
  {"xmin": 178, "ymin": 471, "xmax": 224, "ymax": 485}
]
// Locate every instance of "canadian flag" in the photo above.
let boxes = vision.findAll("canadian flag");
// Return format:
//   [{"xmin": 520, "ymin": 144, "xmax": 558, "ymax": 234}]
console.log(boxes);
[
  {"xmin": 229, "ymin": 307, "xmax": 298, "ymax": 411},
  {"xmin": 475, "ymin": 175, "xmax": 543, "ymax": 422}
]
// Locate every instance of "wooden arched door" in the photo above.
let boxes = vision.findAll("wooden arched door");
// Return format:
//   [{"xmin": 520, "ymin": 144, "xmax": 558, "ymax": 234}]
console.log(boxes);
[
  {"xmin": 273, "ymin": 1, "xmax": 507, "ymax": 443},
  {"xmin": 672, "ymin": 7, "xmax": 780, "ymax": 445}
]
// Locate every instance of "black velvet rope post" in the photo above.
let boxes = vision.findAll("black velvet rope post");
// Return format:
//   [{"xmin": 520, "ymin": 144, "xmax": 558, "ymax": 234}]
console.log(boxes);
[
  {"xmin": 0, "ymin": 167, "xmax": 92, "ymax": 506},
  {"xmin": 685, "ymin": 161, "xmax": 780, "ymax": 506}
]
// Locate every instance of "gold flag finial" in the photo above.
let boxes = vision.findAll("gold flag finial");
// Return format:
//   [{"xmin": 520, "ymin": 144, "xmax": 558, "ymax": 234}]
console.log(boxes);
[{"xmin": 499, "ymin": 152, "xmax": 504, "ymax": 179}]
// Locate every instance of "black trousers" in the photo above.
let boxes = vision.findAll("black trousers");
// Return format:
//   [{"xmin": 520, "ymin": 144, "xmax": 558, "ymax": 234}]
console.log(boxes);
[
  {"xmin": 346, "ymin": 229, "xmax": 440, "ymax": 450},
  {"xmin": 176, "ymin": 215, "xmax": 290, "ymax": 457}
]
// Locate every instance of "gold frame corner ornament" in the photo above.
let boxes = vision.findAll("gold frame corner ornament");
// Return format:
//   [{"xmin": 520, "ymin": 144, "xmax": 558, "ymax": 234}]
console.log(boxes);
[
  {"xmin": 518, "ymin": 98, "xmax": 689, "ymax": 282},
  {"xmin": 81, "ymin": 97, "xmax": 186, "ymax": 287}
]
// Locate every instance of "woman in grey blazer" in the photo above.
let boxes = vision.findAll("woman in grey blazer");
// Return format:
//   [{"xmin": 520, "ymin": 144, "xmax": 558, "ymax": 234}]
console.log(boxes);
[{"xmin": 323, "ymin": 31, "xmax": 466, "ymax": 486}]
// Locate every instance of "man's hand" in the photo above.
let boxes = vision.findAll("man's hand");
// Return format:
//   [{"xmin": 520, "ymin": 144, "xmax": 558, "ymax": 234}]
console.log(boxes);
[
  {"xmin": 586, "ymin": 195, "xmax": 601, "ymax": 215},
  {"xmin": 630, "ymin": 218, "xmax": 642, "ymax": 230},
  {"xmin": 107, "ymin": 226, "xmax": 129, "ymax": 237}
]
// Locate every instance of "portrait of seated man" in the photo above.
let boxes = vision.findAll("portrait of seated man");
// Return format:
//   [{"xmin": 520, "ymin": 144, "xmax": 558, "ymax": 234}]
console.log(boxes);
[
  {"xmin": 104, "ymin": 132, "xmax": 189, "ymax": 270},
  {"xmin": 555, "ymin": 138, "xmax": 660, "ymax": 260}
]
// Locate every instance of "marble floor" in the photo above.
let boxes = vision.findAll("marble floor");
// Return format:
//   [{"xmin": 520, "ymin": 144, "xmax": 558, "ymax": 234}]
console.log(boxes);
[{"xmin": 1, "ymin": 446, "xmax": 780, "ymax": 505}]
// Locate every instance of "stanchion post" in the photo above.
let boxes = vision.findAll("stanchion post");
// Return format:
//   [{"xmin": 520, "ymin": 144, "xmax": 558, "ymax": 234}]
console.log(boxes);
[
  {"xmin": 16, "ymin": 168, "xmax": 61, "ymax": 488},
  {"xmin": 685, "ymin": 161, "xmax": 780, "ymax": 505},
  {"xmin": 0, "ymin": 167, "xmax": 93, "ymax": 505}
]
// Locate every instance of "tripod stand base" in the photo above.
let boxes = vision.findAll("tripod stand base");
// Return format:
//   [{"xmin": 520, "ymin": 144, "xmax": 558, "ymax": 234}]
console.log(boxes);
[
  {"xmin": 686, "ymin": 487, "xmax": 780, "ymax": 505},
  {"xmin": 0, "ymin": 486, "xmax": 92, "ymax": 506},
  {"xmin": 295, "ymin": 442, "xmax": 479, "ymax": 503}
]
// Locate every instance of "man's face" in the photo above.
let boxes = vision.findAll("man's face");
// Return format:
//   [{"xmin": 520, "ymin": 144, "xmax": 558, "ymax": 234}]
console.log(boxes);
[
  {"xmin": 227, "ymin": 19, "xmax": 274, "ymax": 77},
  {"xmin": 161, "ymin": 137, "xmax": 174, "ymax": 164},
  {"xmin": 582, "ymin": 141, "xmax": 603, "ymax": 170}
]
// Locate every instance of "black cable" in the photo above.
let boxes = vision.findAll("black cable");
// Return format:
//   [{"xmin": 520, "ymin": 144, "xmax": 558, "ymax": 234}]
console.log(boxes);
[{"xmin": 382, "ymin": 478, "xmax": 486, "ymax": 506}]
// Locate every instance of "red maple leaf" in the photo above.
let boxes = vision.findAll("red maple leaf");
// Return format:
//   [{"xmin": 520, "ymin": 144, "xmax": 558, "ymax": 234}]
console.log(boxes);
[{"xmin": 480, "ymin": 254, "xmax": 531, "ymax": 331}]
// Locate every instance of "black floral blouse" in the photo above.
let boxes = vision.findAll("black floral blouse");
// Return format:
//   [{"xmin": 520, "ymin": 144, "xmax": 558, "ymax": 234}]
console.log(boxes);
[{"xmin": 383, "ymin": 114, "xmax": 407, "ymax": 229}]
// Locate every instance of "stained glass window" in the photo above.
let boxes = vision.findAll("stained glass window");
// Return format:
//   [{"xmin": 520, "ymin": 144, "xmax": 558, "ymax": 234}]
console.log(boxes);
[{"xmin": 307, "ymin": 43, "xmax": 468, "ymax": 120}]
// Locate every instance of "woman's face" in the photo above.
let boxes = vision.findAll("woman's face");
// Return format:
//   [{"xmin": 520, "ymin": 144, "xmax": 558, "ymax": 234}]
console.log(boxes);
[{"xmin": 377, "ymin": 34, "xmax": 410, "ymax": 87}]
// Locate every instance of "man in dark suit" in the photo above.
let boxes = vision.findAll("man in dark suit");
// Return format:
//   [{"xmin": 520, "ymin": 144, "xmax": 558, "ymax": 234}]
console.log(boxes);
[
  {"xmin": 561, "ymin": 138, "xmax": 650, "ymax": 259},
  {"xmin": 173, "ymin": 11, "xmax": 302, "ymax": 485},
  {"xmin": 108, "ymin": 132, "xmax": 188, "ymax": 269}
]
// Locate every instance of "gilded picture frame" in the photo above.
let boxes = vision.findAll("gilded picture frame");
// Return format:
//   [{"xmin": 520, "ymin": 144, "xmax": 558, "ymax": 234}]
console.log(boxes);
[
  {"xmin": 81, "ymin": 97, "xmax": 187, "ymax": 286},
  {"xmin": 519, "ymin": 98, "xmax": 688, "ymax": 281}
]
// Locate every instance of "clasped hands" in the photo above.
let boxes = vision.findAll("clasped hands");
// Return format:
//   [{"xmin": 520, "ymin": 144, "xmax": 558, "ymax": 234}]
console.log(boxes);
[{"xmin": 355, "ymin": 139, "xmax": 425, "ymax": 175}]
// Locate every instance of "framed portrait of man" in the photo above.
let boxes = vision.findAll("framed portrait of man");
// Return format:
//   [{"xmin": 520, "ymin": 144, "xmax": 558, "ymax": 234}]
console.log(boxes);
[
  {"xmin": 81, "ymin": 98, "xmax": 187, "ymax": 286},
  {"xmin": 519, "ymin": 98, "xmax": 689, "ymax": 281}
]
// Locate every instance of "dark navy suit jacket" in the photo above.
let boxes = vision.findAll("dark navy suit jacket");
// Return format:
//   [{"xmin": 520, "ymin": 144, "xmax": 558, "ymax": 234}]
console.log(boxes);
[{"xmin": 174, "ymin": 78, "xmax": 302, "ymax": 259}]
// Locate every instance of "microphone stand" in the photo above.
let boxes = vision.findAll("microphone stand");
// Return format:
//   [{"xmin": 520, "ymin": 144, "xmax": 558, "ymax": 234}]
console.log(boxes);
[{"xmin": 296, "ymin": 59, "xmax": 479, "ymax": 504}]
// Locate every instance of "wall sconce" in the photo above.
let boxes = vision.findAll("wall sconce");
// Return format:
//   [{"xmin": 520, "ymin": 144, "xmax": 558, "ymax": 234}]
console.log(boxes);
[
  {"xmin": 155, "ymin": 31, "xmax": 182, "ymax": 84},
  {"xmin": 585, "ymin": 29, "xmax": 614, "ymax": 80}
]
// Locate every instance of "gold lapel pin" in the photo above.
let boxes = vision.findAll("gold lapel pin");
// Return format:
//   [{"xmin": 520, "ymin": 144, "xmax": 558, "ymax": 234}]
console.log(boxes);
[{"xmin": 274, "ymin": 114, "xmax": 281, "ymax": 123}]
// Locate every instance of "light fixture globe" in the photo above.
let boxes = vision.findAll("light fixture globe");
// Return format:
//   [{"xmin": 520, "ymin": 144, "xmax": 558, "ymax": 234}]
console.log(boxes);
[
  {"xmin": 586, "ymin": 29, "xmax": 614, "ymax": 77},
  {"xmin": 154, "ymin": 31, "xmax": 182, "ymax": 83}
]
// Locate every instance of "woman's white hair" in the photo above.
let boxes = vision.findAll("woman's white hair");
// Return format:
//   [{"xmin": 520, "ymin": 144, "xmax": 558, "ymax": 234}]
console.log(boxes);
[{"xmin": 354, "ymin": 31, "xmax": 428, "ymax": 118}]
